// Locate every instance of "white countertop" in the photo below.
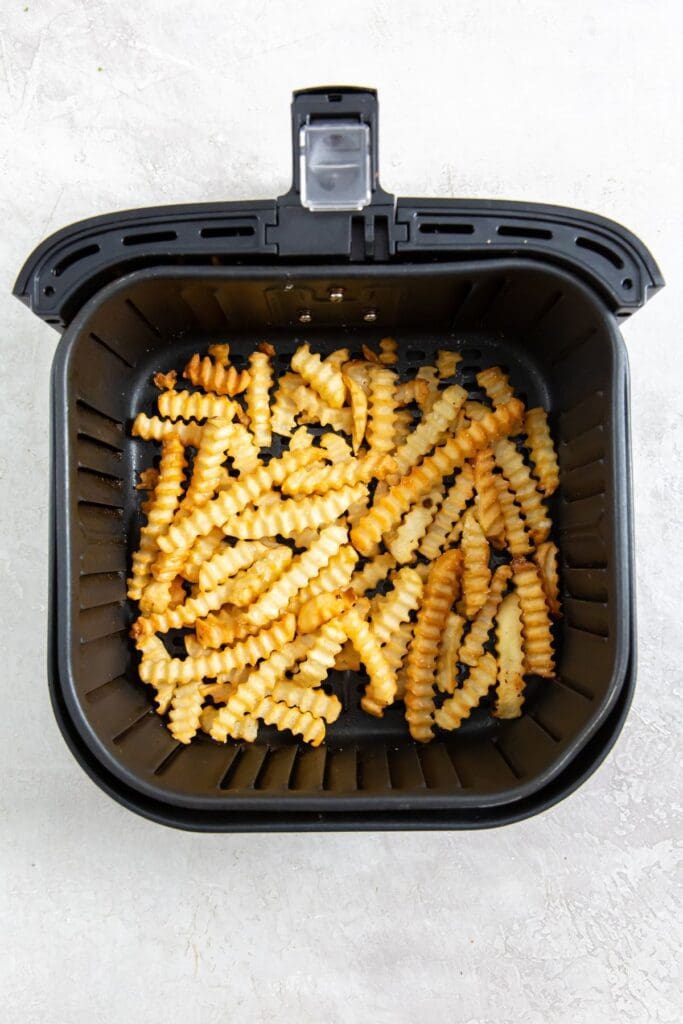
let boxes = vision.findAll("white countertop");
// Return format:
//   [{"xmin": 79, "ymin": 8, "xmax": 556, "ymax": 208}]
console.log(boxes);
[{"xmin": 1, "ymin": 3, "xmax": 681, "ymax": 1021}]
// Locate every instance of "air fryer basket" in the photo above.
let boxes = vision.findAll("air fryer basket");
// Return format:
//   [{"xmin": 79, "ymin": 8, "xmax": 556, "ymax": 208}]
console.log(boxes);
[{"xmin": 19, "ymin": 86, "xmax": 661, "ymax": 829}]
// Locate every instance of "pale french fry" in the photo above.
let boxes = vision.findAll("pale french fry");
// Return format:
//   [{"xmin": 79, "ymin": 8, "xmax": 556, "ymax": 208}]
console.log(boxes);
[
  {"xmin": 415, "ymin": 365, "xmax": 439, "ymax": 412},
  {"xmin": 370, "ymin": 567, "xmax": 423, "ymax": 649},
  {"xmin": 292, "ymin": 383, "xmax": 354, "ymax": 433},
  {"xmin": 395, "ymin": 380, "xmax": 429, "ymax": 406},
  {"xmin": 131, "ymin": 413, "xmax": 203, "ymax": 448},
  {"xmin": 350, "ymin": 398, "xmax": 524, "ymax": 556},
  {"xmin": 291, "ymin": 616, "xmax": 348, "ymax": 687},
  {"xmin": 495, "ymin": 439, "xmax": 551, "ymax": 544},
  {"xmin": 289, "ymin": 426, "xmax": 314, "ymax": 450},
  {"xmin": 326, "ymin": 347, "xmax": 350, "ymax": 371},
  {"xmin": 282, "ymin": 451, "xmax": 395, "ymax": 497},
  {"xmin": 349, "ymin": 552, "xmax": 396, "ymax": 595},
  {"xmin": 254, "ymin": 696, "xmax": 326, "ymax": 746},
  {"xmin": 294, "ymin": 546, "xmax": 358, "ymax": 607},
  {"xmin": 181, "ymin": 417, "xmax": 235, "ymax": 511},
  {"xmin": 201, "ymin": 706, "xmax": 258, "ymax": 742},
  {"xmin": 344, "ymin": 373, "xmax": 369, "ymax": 454},
  {"xmin": 136, "ymin": 578, "xmax": 236, "ymax": 634},
  {"xmin": 473, "ymin": 448, "xmax": 505, "ymax": 547},
  {"xmin": 404, "ymin": 548, "xmax": 463, "ymax": 741},
  {"xmin": 419, "ymin": 464, "xmax": 475, "ymax": 560},
  {"xmin": 533, "ymin": 541, "xmax": 562, "ymax": 618},
  {"xmin": 346, "ymin": 488, "xmax": 370, "ymax": 529},
  {"xmin": 513, "ymin": 559, "xmax": 555, "ymax": 678},
  {"xmin": 459, "ymin": 564, "xmax": 512, "ymax": 666},
  {"xmin": 246, "ymin": 344, "xmax": 274, "ymax": 447},
  {"xmin": 218, "ymin": 636, "xmax": 313, "ymax": 721},
  {"xmin": 134, "ymin": 632, "xmax": 174, "ymax": 714},
  {"xmin": 181, "ymin": 528, "xmax": 226, "ymax": 583},
  {"xmin": 436, "ymin": 612, "xmax": 465, "ymax": 694},
  {"xmin": 385, "ymin": 621, "xmax": 415, "ymax": 692},
  {"xmin": 183, "ymin": 351, "xmax": 250, "ymax": 396},
  {"xmin": 366, "ymin": 366, "xmax": 398, "ymax": 453},
  {"xmin": 196, "ymin": 607, "xmax": 259, "ymax": 649},
  {"xmin": 139, "ymin": 612, "xmax": 296, "ymax": 687},
  {"xmin": 378, "ymin": 336, "xmax": 398, "ymax": 365},
  {"xmin": 436, "ymin": 349, "xmax": 462, "ymax": 379},
  {"xmin": 128, "ymin": 436, "xmax": 187, "ymax": 603},
  {"xmin": 168, "ymin": 681, "xmax": 205, "ymax": 744},
  {"xmin": 333, "ymin": 640, "xmax": 361, "ymax": 672},
  {"xmin": 320, "ymin": 431, "xmax": 352, "ymax": 463},
  {"xmin": 225, "ymin": 422, "xmax": 262, "ymax": 476},
  {"xmin": 344, "ymin": 605, "xmax": 397, "ymax": 716},
  {"xmin": 493, "ymin": 592, "xmax": 526, "ymax": 719},
  {"xmin": 222, "ymin": 483, "xmax": 365, "ymax": 540},
  {"xmin": 392, "ymin": 409, "xmax": 414, "ymax": 450},
  {"xmin": 525, "ymin": 407, "xmax": 560, "ymax": 496},
  {"xmin": 460, "ymin": 509, "xmax": 492, "ymax": 620},
  {"xmin": 297, "ymin": 588, "xmax": 356, "ymax": 634},
  {"xmin": 271, "ymin": 372, "xmax": 301, "ymax": 437},
  {"xmin": 385, "ymin": 491, "xmax": 440, "ymax": 564},
  {"xmin": 291, "ymin": 528, "xmax": 319, "ymax": 548},
  {"xmin": 291, "ymin": 343, "xmax": 347, "ymax": 409},
  {"xmin": 393, "ymin": 385, "xmax": 467, "ymax": 476},
  {"xmin": 157, "ymin": 389, "xmax": 239, "ymax": 423},
  {"xmin": 434, "ymin": 653, "xmax": 497, "ymax": 731},
  {"xmin": 224, "ymin": 546, "xmax": 294, "ymax": 607},
  {"xmin": 269, "ymin": 682, "xmax": 342, "ymax": 723},
  {"xmin": 168, "ymin": 575, "xmax": 187, "ymax": 608},
  {"xmin": 476, "ymin": 366, "xmax": 515, "ymax": 407}
]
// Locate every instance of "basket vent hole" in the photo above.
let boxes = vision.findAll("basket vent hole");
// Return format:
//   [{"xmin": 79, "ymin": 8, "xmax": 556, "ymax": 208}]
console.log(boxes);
[
  {"xmin": 43, "ymin": 285, "xmax": 55, "ymax": 297},
  {"xmin": 622, "ymin": 277, "xmax": 633, "ymax": 290}
]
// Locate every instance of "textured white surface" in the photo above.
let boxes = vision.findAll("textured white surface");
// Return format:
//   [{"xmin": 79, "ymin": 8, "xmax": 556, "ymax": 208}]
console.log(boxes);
[{"xmin": 1, "ymin": 2, "xmax": 681, "ymax": 1022}]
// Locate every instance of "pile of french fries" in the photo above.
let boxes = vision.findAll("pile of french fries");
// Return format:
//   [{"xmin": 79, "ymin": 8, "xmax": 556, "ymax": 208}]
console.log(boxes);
[{"xmin": 128, "ymin": 338, "xmax": 561, "ymax": 747}]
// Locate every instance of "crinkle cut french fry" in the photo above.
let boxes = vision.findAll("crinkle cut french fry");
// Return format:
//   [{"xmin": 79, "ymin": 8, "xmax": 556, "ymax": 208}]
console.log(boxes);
[
  {"xmin": 139, "ymin": 578, "xmax": 236, "ymax": 634},
  {"xmin": 139, "ymin": 612, "xmax": 296, "ymax": 687},
  {"xmin": 385, "ymin": 621, "xmax": 415, "ymax": 692},
  {"xmin": 476, "ymin": 366, "xmax": 515, "ymax": 408},
  {"xmin": 349, "ymin": 552, "xmax": 396, "ymax": 596},
  {"xmin": 460, "ymin": 509, "xmax": 491, "ymax": 620},
  {"xmin": 436, "ymin": 349, "xmax": 462, "ymax": 379},
  {"xmin": 221, "ymin": 483, "xmax": 365, "ymax": 540},
  {"xmin": 393, "ymin": 385, "xmax": 467, "ymax": 476},
  {"xmin": 333, "ymin": 640, "xmax": 361, "ymax": 672},
  {"xmin": 201, "ymin": 706, "xmax": 259, "ymax": 742},
  {"xmin": 168, "ymin": 681, "xmax": 205, "ymax": 743},
  {"xmin": 459, "ymin": 564, "xmax": 512, "ymax": 666},
  {"xmin": 157, "ymin": 389, "xmax": 239, "ymax": 423},
  {"xmin": 344, "ymin": 373, "xmax": 369, "ymax": 454},
  {"xmin": 216, "ymin": 546, "xmax": 294, "ymax": 607},
  {"xmin": 525, "ymin": 407, "xmax": 560, "ymax": 497},
  {"xmin": 434, "ymin": 653, "xmax": 497, "ymax": 731},
  {"xmin": 533, "ymin": 541, "xmax": 562, "ymax": 619},
  {"xmin": 297, "ymin": 588, "xmax": 356, "ymax": 635},
  {"xmin": 415, "ymin": 366, "xmax": 439, "ymax": 412},
  {"xmin": 289, "ymin": 426, "xmax": 314, "ymax": 450},
  {"xmin": 271, "ymin": 372, "xmax": 301, "ymax": 438},
  {"xmin": 291, "ymin": 343, "xmax": 347, "ymax": 409},
  {"xmin": 392, "ymin": 409, "xmax": 414, "ymax": 450},
  {"xmin": 246, "ymin": 344, "xmax": 274, "ymax": 448},
  {"xmin": 350, "ymin": 398, "xmax": 524, "ymax": 556},
  {"xmin": 244, "ymin": 524, "xmax": 349, "ymax": 628},
  {"xmin": 378, "ymin": 336, "xmax": 398, "ymax": 365},
  {"xmin": 366, "ymin": 366, "xmax": 398, "ymax": 453},
  {"xmin": 493, "ymin": 472, "xmax": 532, "ymax": 557},
  {"xmin": 196, "ymin": 607, "xmax": 259, "ymax": 649},
  {"xmin": 294, "ymin": 545, "xmax": 359, "ymax": 608},
  {"xmin": 473, "ymin": 448, "xmax": 505, "ymax": 547},
  {"xmin": 133, "ymin": 633, "xmax": 174, "ymax": 714},
  {"xmin": 385, "ymin": 491, "xmax": 440, "ymax": 565},
  {"xmin": 269, "ymin": 682, "xmax": 342, "ymax": 723},
  {"xmin": 225, "ymin": 422, "xmax": 262, "ymax": 476},
  {"xmin": 219, "ymin": 636, "xmax": 313, "ymax": 722},
  {"xmin": 370, "ymin": 567, "xmax": 423, "ymax": 644},
  {"xmin": 291, "ymin": 616, "xmax": 348, "ymax": 687},
  {"xmin": 207, "ymin": 343, "xmax": 230, "ymax": 365},
  {"xmin": 493, "ymin": 592, "xmax": 526, "ymax": 719},
  {"xmin": 344, "ymin": 605, "xmax": 396, "ymax": 716},
  {"xmin": 294, "ymin": 384, "xmax": 354, "ymax": 434},
  {"xmin": 320, "ymin": 431, "xmax": 352, "ymax": 463},
  {"xmin": 436, "ymin": 612, "xmax": 465, "ymax": 694},
  {"xmin": 282, "ymin": 451, "xmax": 395, "ymax": 497},
  {"xmin": 418, "ymin": 463, "xmax": 475, "ymax": 561},
  {"xmin": 494, "ymin": 439, "xmax": 552, "ymax": 545},
  {"xmin": 183, "ymin": 351, "xmax": 250, "ymax": 396},
  {"xmin": 128, "ymin": 436, "xmax": 187, "ymax": 603},
  {"xmin": 181, "ymin": 528, "xmax": 225, "ymax": 582},
  {"xmin": 181, "ymin": 417, "xmax": 235, "ymax": 511},
  {"xmin": 132, "ymin": 413, "xmax": 203, "ymax": 448},
  {"xmin": 197, "ymin": 538, "xmax": 281, "ymax": 593},
  {"xmin": 136, "ymin": 467, "xmax": 159, "ymax": 494},
  {"xmin": 404, "ymin": 548, "xmax": 463, "ymax": 741},
  {"xmin": 513, "ymin": 559, "xmax": 555, "ymax": 678},
  {"xmin": 254, "ymin": 697, "xmax": 326, "ymax": 746}
]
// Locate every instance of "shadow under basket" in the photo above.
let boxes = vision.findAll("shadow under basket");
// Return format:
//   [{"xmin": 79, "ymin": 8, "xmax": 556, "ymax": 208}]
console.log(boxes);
[{"xmin": 46, "ymin": 259, "xmax": 636, "ymax": 826}]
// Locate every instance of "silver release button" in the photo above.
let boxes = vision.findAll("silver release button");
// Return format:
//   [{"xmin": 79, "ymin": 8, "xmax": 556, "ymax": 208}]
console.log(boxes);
[{"xmin": 299, "ymin": 120, "xmax": 372, "ymax": 212}]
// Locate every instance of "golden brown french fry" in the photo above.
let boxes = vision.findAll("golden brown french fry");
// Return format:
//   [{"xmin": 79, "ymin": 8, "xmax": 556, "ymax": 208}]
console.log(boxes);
[
  {"xmin": 525, "ymin": 407, "xmax": 560, "ymax": 496},
  {"xmin": 513, "ymin": 559, "xmax": 555, "ymax": 678},
  {"xmin": 460, "ymin": 509, "xmax": 491, "ymax": 620},
  {"xmin": 493, "ymin": 592, "xmax": 526, "ymax": 719},
  {"xmin": 533, "ymin": 541, "xmax": 562, "ymax": 619},
  {"xmin": 434, "ymin": 653, "xmax": 497, "ymax": 731}
]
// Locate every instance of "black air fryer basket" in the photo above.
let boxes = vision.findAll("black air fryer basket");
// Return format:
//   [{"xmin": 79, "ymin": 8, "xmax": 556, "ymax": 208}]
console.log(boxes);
[{"xmin": 16, "ymin": 87, "xmax": 662, "ymax": 831}]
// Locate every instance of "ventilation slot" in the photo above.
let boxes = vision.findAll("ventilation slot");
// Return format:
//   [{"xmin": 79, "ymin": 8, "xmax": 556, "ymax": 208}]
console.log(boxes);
[
  {"xmin": 90, "ymin": 332, "xmax": 134, "ymax": 368},
  {"xmin": 497, "ymin": 224, "xmax": 553, "ymax": 240},
  {"xmin": 200, "ymin": 225, "xmax": 255, "ymax": 239},
  {"xmin": 122, "ymin": 230, "xmax": 178, "ymax": 246},
  {"xmin": 576, "ymin": 236, "xmax": 624, "ymax": 269},
  {"xmin": 52, "ymin": 243, "xmax": 101, "ymax": 278},
  {"xmin": 419, "ymin": 222, "xmax": 475, "ymax": 235}
]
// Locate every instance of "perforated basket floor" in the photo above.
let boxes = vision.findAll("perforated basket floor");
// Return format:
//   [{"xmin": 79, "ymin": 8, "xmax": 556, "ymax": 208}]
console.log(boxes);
[{"xmin": 51, "ymin": 259, "xmax": 632, "ymax": 817}]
